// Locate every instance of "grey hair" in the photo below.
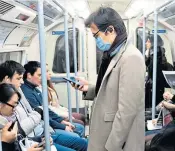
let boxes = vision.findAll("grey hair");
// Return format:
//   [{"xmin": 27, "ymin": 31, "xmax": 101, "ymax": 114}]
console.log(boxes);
[{"xmin": 85, "ymin": 7, "xmax": 126, "ymax": 35}]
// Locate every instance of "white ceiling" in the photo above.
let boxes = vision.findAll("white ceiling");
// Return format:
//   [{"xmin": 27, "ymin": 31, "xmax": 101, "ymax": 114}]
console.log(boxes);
[{"xmin": 87, "ymin": 0, "xmax": 133, "ymax": 18}]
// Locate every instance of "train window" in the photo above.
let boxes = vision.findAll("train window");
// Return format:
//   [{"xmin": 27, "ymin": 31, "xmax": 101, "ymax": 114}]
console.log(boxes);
[
  {"xmin": 0, "ymin": 51, "xmax": 22, "ymax": 64},
  {"xmin": 52, "ymin": 29, "xmax": 79, "ymax": 73}
]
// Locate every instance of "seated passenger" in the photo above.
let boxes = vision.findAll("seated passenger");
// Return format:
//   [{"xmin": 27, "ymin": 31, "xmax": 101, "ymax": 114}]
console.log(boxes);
[
  {"xmin": 46, "ymin": 64, "xmax": 85, "ymax": 126},
  {"xmin": 0, "ymin": 60, "xmax": 88, "ymax": 151},
  {"xmin": 0, "ymin": 83, "xmax": 43, "ymax": 151},
  {"xmin": 2, "ymin": 123, "xmax": 43, "ymax": 151},
  {"xmin": 163, "ymin": 91, "xmax": 175, "ymax": 102},
  {"xmin": 145, "ymin": 100, "xmax": 175, "ymax": 143},
  {"xmin": 21, "ymin": 61, "xmax": 85, "ymax": 137}
]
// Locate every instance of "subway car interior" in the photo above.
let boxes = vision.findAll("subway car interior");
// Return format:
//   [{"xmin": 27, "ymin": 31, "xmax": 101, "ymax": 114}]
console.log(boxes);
[{"xmin": 0, "ymin": 0, "xmax": 175, "ymax": 151}]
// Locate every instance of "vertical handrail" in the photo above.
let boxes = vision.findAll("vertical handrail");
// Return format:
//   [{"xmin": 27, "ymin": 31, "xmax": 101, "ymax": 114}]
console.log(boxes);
[
  {"xmin": 37, "ymin": 1, "xmax": 51, "ymax": 150},
  {"xmin": 64, "ymin": 10, "xmax": 72, "ymax": 123},
  {"xmin": 152, "ymin": 10, "xmax": 158, "ymax": 119},
  {"xmin": 0, "ymin": 132, "xmax": 2, "ymax": 151},
  {"xmin": 82, "ymin": 32, "xmax": 85, "ymax": 72},
  {"xmin": 72, "ymin": 18, "xmax": 79, "ymax": 113},
  {"xmin": 142, "ymin": 17, "xmax": 146, "ymax": 60}
]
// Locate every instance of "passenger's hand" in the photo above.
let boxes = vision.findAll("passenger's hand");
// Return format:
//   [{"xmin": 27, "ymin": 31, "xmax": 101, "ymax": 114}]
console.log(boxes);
[
  {"xmin": 50, "ymin": 137, "xmax": 53, "ymax": 145},
  {"xmin": 51, "ymin": 101, "xmax": 58, "ymax": 107},
  {"xmin": 71, "ymin": 77, "xmax": 89, "ymax": 92},
  {"xmin": 158, "ymin": 102, "xmax": 164, "ymax": 109},
  {"xmin": 163, "ymin": 91, "xmax": 173, "ymax": 100},
  {"xmin": 152, "ymin": 119, "xmax": 158, "ymax": 126},
  {"xmin": 41, "ymin": 136, "xmax": 53, "ymax": 148},
  {"xmin": 27, "ymin": 144, "xmax": 43, "ymax": 151},
  {"xmin": 61, "ymin": 121, "xmax": 75, "ymax": 129},
  {"xmin": 65, "ymin": 126, "xmax": 73, "ymax": 132},
  {"xmin": 162, "ymin": 101, "xmax": 171, "ymax": 109},
  {"xmin": 1, "ymin": 122, "xmax": 18, "ymax": 143}
]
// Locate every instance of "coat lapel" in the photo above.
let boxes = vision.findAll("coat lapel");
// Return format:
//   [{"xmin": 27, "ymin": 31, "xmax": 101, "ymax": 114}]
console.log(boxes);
[
  {"xmin": 95, "ymin": 39, "xmax": 131, "ymax": 98},
  {"xmin": 102, "ymin": 40, "xmax": 130, "ymax": 81}
]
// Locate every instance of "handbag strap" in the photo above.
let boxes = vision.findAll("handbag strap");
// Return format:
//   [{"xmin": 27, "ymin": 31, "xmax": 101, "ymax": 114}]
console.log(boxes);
[{"xmin": 155, "ymin": 108, "xmax": 163, "ymax": 127}]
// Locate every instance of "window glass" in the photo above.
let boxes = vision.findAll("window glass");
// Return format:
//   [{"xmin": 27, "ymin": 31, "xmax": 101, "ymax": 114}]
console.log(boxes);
[
  {"xmin": 0, "ymin": 51, "xmax": 22, "ymax": 64},
  {"xmin": 52, "ymin": 29, "xmax": 79, "ymax": 73}
]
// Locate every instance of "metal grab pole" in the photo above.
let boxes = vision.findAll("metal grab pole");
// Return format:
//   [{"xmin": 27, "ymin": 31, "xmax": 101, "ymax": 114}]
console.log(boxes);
[
  {"xmin": 72, "ymin": 18, "xmax": 79, "ymax": 113},
  {"xmin": 82, "ymin": 32, "xmax": 85, "ymax": 72},
  {"xmin": 37, "ymin": 1, "xmax": 51, "ymax": 150},
  {"xmin": 152, "ymin": 10, "xmax": 158, "ymax": 119},
  {"xmin": 142, "ymin": 17, "xmax": 146, "ymax": 60},
  {"xmin": 0, "ymin": 132, "xmax": 2, "ymax": 151},
  {"xmin": 64, "ymin": 11, "xmax": 72, "ymax": 123}
]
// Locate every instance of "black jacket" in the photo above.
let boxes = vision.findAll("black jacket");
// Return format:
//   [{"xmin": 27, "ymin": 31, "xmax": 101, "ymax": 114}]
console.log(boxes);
[{"xmin": 2, "ymin": 141, "xmax": 21, "ymax": 151}]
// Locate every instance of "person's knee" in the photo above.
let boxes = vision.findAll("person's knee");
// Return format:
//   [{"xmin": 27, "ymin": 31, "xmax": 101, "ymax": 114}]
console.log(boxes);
[
  {"xmin": 54, "ymin": 143, "xmax": 76, "ymax": 151},
  {"xmin": 74, "ymin": 123, "xmax": 84, "ymax": 131},
  {"xmin": 74, "ymin": 123, "xmax": 85, "ymax": 137},
  {"xmin": 78, "ymin": 138, "xmax": 88, "ymax": 151}
]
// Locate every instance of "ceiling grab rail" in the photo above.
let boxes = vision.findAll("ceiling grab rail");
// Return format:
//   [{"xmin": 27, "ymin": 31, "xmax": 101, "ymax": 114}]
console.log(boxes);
[{"xmin": 146, "ymin": 0, "xmax": 174, "ymax": 17}]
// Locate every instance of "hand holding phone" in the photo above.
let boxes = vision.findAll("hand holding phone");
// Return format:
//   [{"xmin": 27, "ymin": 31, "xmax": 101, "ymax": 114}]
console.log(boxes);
[
  {"xmin": 8, "ymin": 120, "xmax": 17, "ymax": 131},
  {"xmin": 63, "ymin": 77, "xmax": 81, "ymax": 87},
  {"xmin": 1, "ymin": 122, "xmax": 18, "ymax": 143},
  {"xmin": 38, "ymin": 140, "xmax": 45, "ymax": 148}
]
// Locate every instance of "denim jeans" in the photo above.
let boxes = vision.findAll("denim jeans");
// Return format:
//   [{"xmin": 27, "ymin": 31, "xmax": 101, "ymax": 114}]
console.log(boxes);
[
  {"xmin": 73, "ymin": 123, "xmax": 85, "ymax": 137},
  {"xmin": 51, "ymin": 130, "xmax": 88, "ymax": 151},
  {"xmin": 53, "ymin": 143, "xmax": 76, "ymax": 151}
]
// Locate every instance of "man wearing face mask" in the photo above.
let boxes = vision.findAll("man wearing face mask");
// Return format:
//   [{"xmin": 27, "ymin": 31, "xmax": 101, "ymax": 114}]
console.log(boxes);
[{"xmin": 72, "ymin": 7, "xmax": 145, "ymax": 151}]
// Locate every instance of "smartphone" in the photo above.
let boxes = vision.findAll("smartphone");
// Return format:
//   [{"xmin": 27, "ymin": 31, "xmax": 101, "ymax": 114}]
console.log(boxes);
[
  {"xmin": 38, "ymin": 140, "xmax": 45, "ymax": 147},
  {"xmin": 8, "ymin": 120, "xmax": 16, "ymax": 131},
  {"xmin": 63, "ymin": 77, "xmax": 81, "ymax": 87}
]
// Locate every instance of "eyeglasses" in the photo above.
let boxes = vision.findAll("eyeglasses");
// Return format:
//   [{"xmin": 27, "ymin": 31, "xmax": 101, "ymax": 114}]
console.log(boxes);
[
  {"xmin": 93, "ymin": 30, "xmax": 100, "ymax": 39},
  {"xmin": 1, "ymin": 101, "xmax": 19, "ymax": 109},
  {"xmin": 93, "ymin": 27, "xmax": 109, "ymax": 39}
]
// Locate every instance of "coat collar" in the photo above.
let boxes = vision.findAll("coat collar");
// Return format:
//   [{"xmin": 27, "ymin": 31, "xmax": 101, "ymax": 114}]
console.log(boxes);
[
  {"xmin": 96, "ymin": 39, "xmax": 132, "ymax": 97},
  {"xmin": 24, "ymin": 80, "xmax": 37, "ymax": 89},
  {"xmin": 103, "ymin": 39, "xmax": 130, "ymax": 80}
]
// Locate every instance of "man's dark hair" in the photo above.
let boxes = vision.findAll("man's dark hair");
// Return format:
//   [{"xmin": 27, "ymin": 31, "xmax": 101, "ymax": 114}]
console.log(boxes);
[
  {"xmin": 85, "ymin": 7, "xmax": 126, "ymax": 35},
  {"xmin": 23, "ymin": 61, "xmax": 41, "ymax": 79},
  {"xmin": 0, "ymin": 60, "xmax": 25, "ymax": 82}
]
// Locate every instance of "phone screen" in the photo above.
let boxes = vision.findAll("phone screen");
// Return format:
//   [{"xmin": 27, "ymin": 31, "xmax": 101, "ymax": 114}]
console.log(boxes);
[
  {"xmin": 63, "ymin": 77, "xmax": 80, "ymax": 86},
  {"xmin": 8, "ymin": 121, "xmax": 16, "ymax": 131}
]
